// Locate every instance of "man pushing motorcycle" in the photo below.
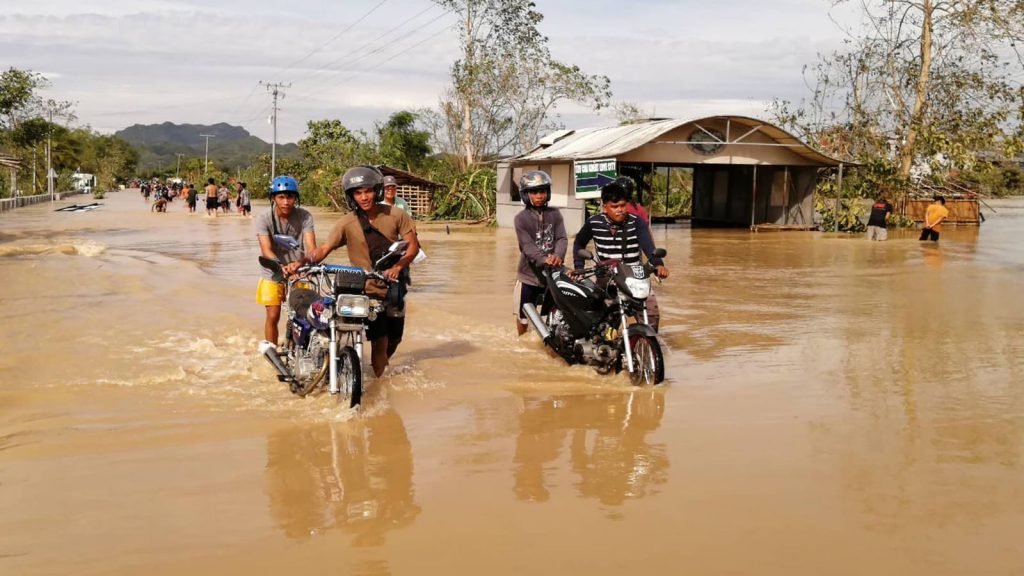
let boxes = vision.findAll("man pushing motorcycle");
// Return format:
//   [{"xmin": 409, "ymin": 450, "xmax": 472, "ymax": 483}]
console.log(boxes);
[
  {"xmin": 256, "ymin": 176, "xmax": 317, "ymax": 347},
  {"xmin": 303, "ymin": 165, "xmax": 419, "ymax": 378},
  {"xmin": 572, "ymin": 177, "xmax": 669, "ymax": 331}
]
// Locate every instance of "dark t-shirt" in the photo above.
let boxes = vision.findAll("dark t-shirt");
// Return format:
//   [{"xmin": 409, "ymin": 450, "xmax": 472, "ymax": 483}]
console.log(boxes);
[{"xmin": 867, "ymin": 200, "xmax": 893, "ymax": 228}]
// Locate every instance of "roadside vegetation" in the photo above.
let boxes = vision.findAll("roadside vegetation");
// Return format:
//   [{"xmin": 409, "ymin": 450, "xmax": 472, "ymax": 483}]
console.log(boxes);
[{"xmin": 770, "ymin": 0, "xmax": 1024, "ymax": 231}]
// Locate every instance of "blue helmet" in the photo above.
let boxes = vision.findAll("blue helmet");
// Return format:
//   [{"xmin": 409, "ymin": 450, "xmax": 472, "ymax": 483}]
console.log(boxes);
[{"xmin": 270, "ymin": 175, "xmax": 299, "ymax": 198}]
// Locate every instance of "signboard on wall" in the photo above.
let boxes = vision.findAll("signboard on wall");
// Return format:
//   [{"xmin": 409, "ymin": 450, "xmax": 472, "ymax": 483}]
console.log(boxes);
[{"xmin": 574, "ymin": 158, "xmax": 617, "ymax": 199}]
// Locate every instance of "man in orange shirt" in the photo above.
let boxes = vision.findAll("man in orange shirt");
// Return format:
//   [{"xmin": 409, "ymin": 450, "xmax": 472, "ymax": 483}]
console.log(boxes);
[{"xmin": 919, "ymin": 195, "xmax": 949, "ymax": 242}]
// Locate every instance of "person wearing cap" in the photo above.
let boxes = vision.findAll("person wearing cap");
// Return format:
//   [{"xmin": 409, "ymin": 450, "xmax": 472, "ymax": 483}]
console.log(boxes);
[
  {"xmin": 572, "ymin": 177, "xmax": 669, "ymax": 331},
  {"xmin": 380, "ymin": 175, "xmax": 411, "ymax": 215},
  {"xmin": 919, "ymin": 195, "xmax": 949, "ymax": 242}
]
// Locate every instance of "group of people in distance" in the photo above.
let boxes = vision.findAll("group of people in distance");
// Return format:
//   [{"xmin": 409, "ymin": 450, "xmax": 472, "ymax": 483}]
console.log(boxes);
[
  {"xmin": 256, "ymin": 169, "xmax": 416, "ymax": 378},
  {"xmin": 201, "ymin": 178, "xmax": 252, "ymax": 217},
  {"xmin": 866, "ymin": 193, "xmax": 950, "ymax": 242}
]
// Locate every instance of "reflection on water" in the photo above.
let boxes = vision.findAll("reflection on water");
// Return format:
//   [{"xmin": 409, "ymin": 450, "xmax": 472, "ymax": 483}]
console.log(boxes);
[
  {"xmin": 514, "ymin": 389, "xmax": 667, "ymax": 506},
  {"xmin": 265, "ymin": 408, "xmax": 420, "ymax": 546}
]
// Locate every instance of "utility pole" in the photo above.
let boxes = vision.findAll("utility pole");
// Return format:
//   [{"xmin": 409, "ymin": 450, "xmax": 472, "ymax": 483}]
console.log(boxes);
[
  {"xmin": 200, "ymin": 134, "xmax": 215, "ymax": 180},
  {"xmin": 175, "ymin": 153, "xmax": 185, "ymax": 179},
  {"xmin": 260, "ymin": 81, "xmax": 290, "ymax": 180},
  {"xmin": 46, "ymin": 107, "xmax": 53, "ymax": 201}
]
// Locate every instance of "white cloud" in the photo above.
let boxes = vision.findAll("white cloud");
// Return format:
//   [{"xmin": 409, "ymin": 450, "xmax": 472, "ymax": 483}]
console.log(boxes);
[{"xmin": 1, "ymin": 0, "xmax": 855, "ymax": 144}]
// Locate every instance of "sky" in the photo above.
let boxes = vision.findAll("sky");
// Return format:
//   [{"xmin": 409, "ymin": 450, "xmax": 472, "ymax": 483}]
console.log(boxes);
[{"xmin": 1, "ymin": 0, "xmax": 858, "ymax": 145}]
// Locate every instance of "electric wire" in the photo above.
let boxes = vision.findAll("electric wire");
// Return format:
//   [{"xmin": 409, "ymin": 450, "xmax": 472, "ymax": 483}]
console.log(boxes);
[{"xmin": 276, "ymin": 0, "xmax": 389, "ymax": 75}]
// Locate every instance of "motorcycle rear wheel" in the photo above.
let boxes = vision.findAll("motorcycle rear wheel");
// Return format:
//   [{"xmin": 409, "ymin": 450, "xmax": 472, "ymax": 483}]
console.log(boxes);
[
  {"xmin": 336, "ymin": 345, "xmax": 363, "ymax": 408},
  {"xmin": 628, "ymin": 335, "xmax": 664, "ymax": 386}
]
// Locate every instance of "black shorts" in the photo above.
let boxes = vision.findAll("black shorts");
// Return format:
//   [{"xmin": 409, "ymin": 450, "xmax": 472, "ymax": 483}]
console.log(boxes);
[
  {"xmin": 919, "ymin": 228, "xmax": 940, "ymax": 241},
  {"xmin": 367, "ymin": 313, "xmax": 405, "ymax": 344},
  {"xmin": 206, "ymin": 197, "xmax": 218, "ymax": 210},
  {"xmin": 515, "ymin": 281, "xmax": 546, "ymax": 322}
]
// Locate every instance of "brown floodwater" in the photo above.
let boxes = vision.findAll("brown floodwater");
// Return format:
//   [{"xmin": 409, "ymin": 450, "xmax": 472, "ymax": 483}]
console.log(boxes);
[{"xmin": 1, "ymin": 191, "xmax": 1022, "ymax": 575}]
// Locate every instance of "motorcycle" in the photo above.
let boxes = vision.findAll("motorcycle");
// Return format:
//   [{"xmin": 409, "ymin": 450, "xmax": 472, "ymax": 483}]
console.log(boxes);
[
  {"xmin": 521, "ymin": 248, "xmax": 667, "ymax": 386},
  {"xmin": 258, "ymin": 241, "xmax": 408, "ymax": 408}
]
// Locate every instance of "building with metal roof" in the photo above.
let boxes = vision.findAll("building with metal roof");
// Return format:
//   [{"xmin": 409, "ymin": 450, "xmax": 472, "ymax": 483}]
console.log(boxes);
[{"xmin": 497, "ymin": 116, "xmax": 848, "ymax": 231}]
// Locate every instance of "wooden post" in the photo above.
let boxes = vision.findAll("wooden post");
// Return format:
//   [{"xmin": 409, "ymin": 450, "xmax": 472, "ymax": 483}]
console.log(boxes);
[
  {"xmin": 750, "ymin": 164, "xmax": 757, "ymax": 230},
  {"xmin": 835, "ymin": 163, "xmax": 844, "ymax": 232},
  {"xmin": 782, "ymin": 166, "xmax": 790, "ymax": 224}
]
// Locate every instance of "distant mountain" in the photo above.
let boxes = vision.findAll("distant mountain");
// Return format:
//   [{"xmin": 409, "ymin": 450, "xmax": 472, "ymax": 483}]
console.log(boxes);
[{"xmin": 115, "ymin": 122, "xmax": 300, "ymax": 174}]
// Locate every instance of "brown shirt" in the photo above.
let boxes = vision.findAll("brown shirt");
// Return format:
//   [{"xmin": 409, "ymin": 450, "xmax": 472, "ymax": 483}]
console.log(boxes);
[{"xmin": 323, "ymin": 206, "xmax": 415, "ymax": 297}]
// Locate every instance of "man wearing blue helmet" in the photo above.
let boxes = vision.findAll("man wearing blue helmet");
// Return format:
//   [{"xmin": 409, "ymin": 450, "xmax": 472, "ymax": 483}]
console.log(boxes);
[{"xmin": 255, "ymin": 175, "xmax": 317, "ymax": 346}]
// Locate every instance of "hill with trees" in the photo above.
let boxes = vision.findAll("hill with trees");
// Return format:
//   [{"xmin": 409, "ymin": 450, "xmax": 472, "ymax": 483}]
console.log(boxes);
[{"xmin": 115, "ymin": 122, "xmax": 300, "ymax": 175}]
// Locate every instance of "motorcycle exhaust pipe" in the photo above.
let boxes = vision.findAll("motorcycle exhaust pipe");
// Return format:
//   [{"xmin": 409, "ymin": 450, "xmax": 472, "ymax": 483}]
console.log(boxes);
[
  {"xmin": 521, "ymin": 303, "xmax": 551, "ymax": 341},
  {"xmin": 259, "ymin": 340, "xmax": 292, "ymax": 382}
]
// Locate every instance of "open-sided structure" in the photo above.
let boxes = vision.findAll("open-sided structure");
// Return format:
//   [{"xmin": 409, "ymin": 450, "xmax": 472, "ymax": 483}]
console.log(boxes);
[{"xmin": 497, "ymin": 116, "xmax": 847, "ymax": 232}]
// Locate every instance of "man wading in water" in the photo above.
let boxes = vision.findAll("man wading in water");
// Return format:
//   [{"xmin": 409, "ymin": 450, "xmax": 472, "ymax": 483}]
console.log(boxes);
[
  {"xmin": 304, "ymin": 165, "xmax": 419, "ymax": 378},
  {"xmin": 255, "ymin": 176, "xmax": 317, "ymax": 347},
  {"xmin": 513, "ymin": 170, "xmax": 567, "ymax": 336}
]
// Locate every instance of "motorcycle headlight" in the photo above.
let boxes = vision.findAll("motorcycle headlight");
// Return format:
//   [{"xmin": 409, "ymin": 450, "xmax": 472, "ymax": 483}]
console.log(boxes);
[
  {"xmin": 624, "ymin": 276, "xmax": 651, "ymax": 299},
  {"xmin": 336, "ymin": 294, "xmax": 370, "ymax": 318}
]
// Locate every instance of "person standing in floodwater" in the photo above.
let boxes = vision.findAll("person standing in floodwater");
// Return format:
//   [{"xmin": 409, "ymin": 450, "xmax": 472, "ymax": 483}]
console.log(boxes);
[
  {"xmin": 573, "ymin": 178, "xmax": 669, "ymax": 331},
  {"xmin": 866, "ymin": 194, "xmax": 893, "ymax": 241},
  {"xmin": 380, "ymin": 175, "xmax": 411, "ymax": 215},
  {"xmin": 255, "ymin": 176, "xmax": 317, "ymax": 346},
  {"xmin": 919, "ymin": 195, "xmax": 949, "ymax": 242},
  {"xmin": 204, "ymin": 178, "xmax": 219, "ymax": 217},
  {"xmin": 237, "ymin": 182, "xmax": 251, "ymax": 217},
  {"xmin": 513, "ymin": 170, "xmax": 567, "ymax": 336},
  {"xmin": 304, "ymin": 165, "xmax": 419, "ymax": 378}
]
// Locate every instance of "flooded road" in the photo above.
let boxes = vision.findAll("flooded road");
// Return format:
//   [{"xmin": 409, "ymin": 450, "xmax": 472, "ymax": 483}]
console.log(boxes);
[{"xmin": 1, "ymin": 192, "xmax": 1022, "ymax": 575}]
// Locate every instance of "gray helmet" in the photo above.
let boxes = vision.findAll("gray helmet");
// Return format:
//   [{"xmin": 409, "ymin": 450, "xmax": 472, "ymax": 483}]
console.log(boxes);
[
  {"xmin": 341, "ymin": 165, "xmax": 384, "ymax": 210},
  {"xmin": 518, "ymin": 170, "xmax": 551, "ymax": 207}
]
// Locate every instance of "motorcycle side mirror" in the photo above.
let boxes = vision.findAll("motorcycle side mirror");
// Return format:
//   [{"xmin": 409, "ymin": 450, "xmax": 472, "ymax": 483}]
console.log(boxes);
[
  {"xmin": 374, "ymin": 240, "xmax": 410, "ymax": 271},
  {"xmin": 259, "ymin": 256, "xmax": 285, "ymax": 282},
  {"xmin": 576, "ymin": 248, "xmax": 595, "ymax": 261},
  {"xmin": 272, "ymin": 234, "xmax": 301, "ymax": 250},
  {"xmin": 652, "ymin": 248, "xmax": 667, "ymax": 258}
]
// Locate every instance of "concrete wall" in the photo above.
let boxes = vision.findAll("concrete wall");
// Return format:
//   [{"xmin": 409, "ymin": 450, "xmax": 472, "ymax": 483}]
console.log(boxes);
[{"xmin": 496, "ymin": 161, "xmax": 588, "ymax": 232}]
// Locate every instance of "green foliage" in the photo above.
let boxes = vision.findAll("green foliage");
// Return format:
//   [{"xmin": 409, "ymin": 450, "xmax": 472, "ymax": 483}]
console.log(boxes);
[
  {"xmin": 424, "ymin": 164, "xmax": 496, "ymax": 221},
  {"xmin": 0, "ymin": 68, "xmax": 47, "ymax": 131},
  {"xmin": 432, "ymin": 0, "xmax": 611, "ymax": 166},
  {"xmin": 648, "ymin": 167, "xmax": 693, "ymax": 217},
  {"xmin": 377, "ymin": 111, "xmax": 431, "ymax": 171}
]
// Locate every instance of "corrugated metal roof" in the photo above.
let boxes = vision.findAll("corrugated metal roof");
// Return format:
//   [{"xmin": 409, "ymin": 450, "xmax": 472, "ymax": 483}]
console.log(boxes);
[{"xmin": 510, "ymin": 116, "xmax": 847, "ymax": 167}]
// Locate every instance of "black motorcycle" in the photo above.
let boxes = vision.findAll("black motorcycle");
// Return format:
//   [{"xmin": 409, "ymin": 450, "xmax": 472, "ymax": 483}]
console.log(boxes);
[{"xmin": 521, "ymin": 248, "xmax": 666, "ymax": 385}]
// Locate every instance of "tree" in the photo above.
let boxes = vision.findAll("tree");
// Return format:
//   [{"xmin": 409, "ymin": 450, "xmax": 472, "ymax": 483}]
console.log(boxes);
[
  {"xmin": 434, "ymin": 0, "xmax": 611, "ymax": 167},
  {"xmin": 376, "ymin": 111, "xmax": 432, "ymax": 171},
  {"xmin": 298, "ymin": 119, "xmax": 376, "ymax": 207},
  {"xmin": 773, "ymin": 0, "xmax": 1024, "ymax": 181},
  {"xmin": 0, "ymin": 68, "xmax": 47, "ymax": 132}
]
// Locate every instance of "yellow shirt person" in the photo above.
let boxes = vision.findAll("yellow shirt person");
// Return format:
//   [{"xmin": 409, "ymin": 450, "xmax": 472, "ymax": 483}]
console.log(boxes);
[{"xmin": 919, "ymin": 196, "xmax": 949, "ymax": 242}]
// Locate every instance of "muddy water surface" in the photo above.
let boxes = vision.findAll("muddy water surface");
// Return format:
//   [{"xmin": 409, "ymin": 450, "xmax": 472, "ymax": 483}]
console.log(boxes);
[{"xmin": 1, "ymin": 192, "xmax": 1022, "ymax": 575}]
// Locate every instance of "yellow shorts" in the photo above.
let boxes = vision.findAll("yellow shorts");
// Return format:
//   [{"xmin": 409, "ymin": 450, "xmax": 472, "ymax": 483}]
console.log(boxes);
[{"xmin": 256, "ymin": 278, "xmax": 286, "ymax": 306}]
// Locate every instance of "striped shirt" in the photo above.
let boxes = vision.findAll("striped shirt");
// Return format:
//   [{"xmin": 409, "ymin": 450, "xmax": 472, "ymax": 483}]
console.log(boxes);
[{"xmin": 572, "ymin": 213, "xmax": 664, "ymax": 270}]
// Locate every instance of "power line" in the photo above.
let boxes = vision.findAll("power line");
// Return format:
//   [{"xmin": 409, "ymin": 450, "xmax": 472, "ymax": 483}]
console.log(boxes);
[
  {"xmin": 291, "ymin": 3, "xmax": 439, "ymax": 86},
  {"xmin": 277, "ymin": 0, "xmax": 390, "ymax": 75},
  {"xmin": 286, "ymin": 16, "xmax": 456, "ymax": 109}
]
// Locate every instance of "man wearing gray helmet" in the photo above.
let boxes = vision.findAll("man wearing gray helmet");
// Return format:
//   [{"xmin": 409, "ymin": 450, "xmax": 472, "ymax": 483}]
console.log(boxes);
[
  {"xmin": 513, "ymin": 170, "xmax": 567, "ymax": 336},
  {"xmin": 305, "ymin": 165, "xmax": 419, "ymax": 377},
  {"xmin": 380, "ymin": 175, "xmax": 411, "ymax": 215}
]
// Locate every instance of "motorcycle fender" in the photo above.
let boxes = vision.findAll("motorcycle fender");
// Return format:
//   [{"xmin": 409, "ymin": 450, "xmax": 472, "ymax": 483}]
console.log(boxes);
[{"xmin": 626, "ymin": 323, "xmax": 658, "ymax": 339}]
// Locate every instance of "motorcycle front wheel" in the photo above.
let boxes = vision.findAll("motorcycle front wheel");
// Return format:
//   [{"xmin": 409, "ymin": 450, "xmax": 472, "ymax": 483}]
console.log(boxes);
[
  {"xmin": 628, "ymin": 335, "xmax": 664, "ymax": 386},
  {"xmin": 336, "ymin": 345, "xmax": 363, "ymax": 408}
]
